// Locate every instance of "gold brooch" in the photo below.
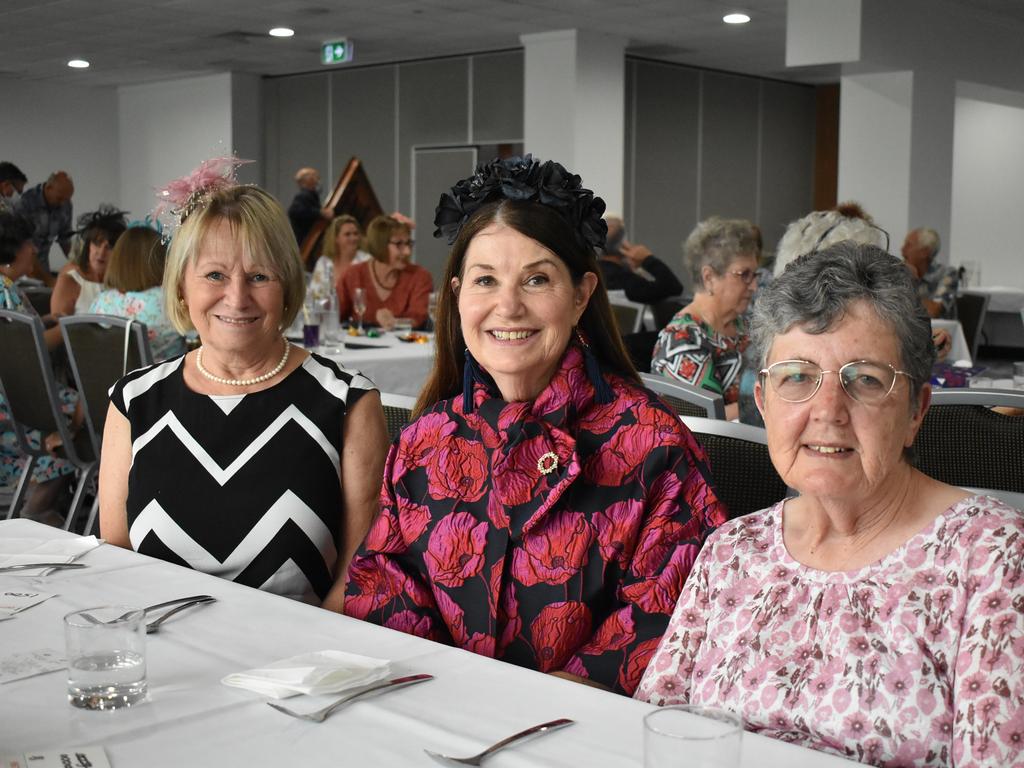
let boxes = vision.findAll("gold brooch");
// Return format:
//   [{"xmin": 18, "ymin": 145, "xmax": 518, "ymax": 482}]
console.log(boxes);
[{"xmin": 537, "ymin": 451, "xmax": 559, "ymax": 475}]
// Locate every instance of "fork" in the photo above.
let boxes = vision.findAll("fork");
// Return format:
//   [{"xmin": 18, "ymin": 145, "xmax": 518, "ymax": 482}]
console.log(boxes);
[
  {"xmin": 145, "ymin": 596, "xmax": 217, "ymax": 633},
  {"xmin": 0, "ymin": 562, "xmax": 88, "ymax": 572},
  {"xmin": 424, "ymin": 718, "xmax": 574, "ymax": 766},
  {"xmin": 267, "ymin": 673, "xmax": 433, "ymax": 722}
]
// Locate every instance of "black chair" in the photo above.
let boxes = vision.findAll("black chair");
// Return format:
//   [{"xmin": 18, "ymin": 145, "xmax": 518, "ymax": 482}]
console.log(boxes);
[
  {"xmin": 0, "ymin": 309, "xmax": 97, "ymax": 530},
  {"xmin": 955, "ymin": 292, "xmax": 989, "ymax": 360},
  {"xmin": 640, "ymin": 373, "xmax": 726, "ymax": 419},
  {"xmin": 681, "ymin": 415, "xmax": 789, "ymax": 518},
  {"xmin": 914, "ymin": 388, "xmax": 1024, "ymax": 494},
  {"xmin": 19, "ymin": 285, "xmax": 53, "ymax": 318},
  {"xmin": 380, "ymin": 392, "xmax": 416, "ymax": 441}
]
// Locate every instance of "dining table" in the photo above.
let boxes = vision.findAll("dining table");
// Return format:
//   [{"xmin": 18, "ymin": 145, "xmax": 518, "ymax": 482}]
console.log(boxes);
[
  {"xmin": 318, "ymin": 331, "xmax": 435, "ymax": 398},
  {"xmin": 0, "ymin": 518, "xmax": 856, "ymax": 767}
]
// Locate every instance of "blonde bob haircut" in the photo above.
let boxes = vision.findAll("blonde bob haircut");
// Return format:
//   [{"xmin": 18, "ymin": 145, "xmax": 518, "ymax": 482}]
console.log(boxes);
[
  {"xmin": 104, "ymin": 227, "xmax": 166, "ymax": 293},
  {"xmin": 364, "ymin": 215, "xmax": 410, "ymax": 264},
  {"xmin": 164, "ymin": 185, "xmax": 304, "ymax": 334}
]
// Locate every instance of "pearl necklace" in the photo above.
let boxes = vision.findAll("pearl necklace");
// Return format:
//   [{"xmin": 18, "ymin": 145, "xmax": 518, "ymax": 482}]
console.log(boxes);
[{"xmin": 195, "ymin": 340, "xmax": 290, "ymax": 387}]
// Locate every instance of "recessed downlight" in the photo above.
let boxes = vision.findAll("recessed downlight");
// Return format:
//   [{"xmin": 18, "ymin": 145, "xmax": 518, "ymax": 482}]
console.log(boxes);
[
  {"xmin": 723, "ymin": 13, "xmax": 751, "ymax": 24},
  {"xmin": 269, "ymin": 27, "xmax": 295, "ymax": 37},
  {"xmin": 67, "ymin": 59, "xmax": 90, "ymax": 69}
]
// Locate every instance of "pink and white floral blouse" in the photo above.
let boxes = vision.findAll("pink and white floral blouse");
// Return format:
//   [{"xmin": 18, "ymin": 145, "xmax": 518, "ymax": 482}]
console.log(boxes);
[{"xmin": 636, "ymin": 495, "xmax": 1024, "ymax": 767}]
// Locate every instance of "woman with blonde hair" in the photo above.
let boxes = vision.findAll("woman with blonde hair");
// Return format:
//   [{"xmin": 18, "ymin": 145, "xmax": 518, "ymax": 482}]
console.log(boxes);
[{"xmin": 308, "ymin": 214, "xmax": 369, "ymax": 303}]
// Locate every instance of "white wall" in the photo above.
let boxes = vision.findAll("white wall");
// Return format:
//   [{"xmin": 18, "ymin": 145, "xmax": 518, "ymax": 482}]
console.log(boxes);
[
  {"xmin": 951, "ymin": 93, "xmax": 1024, "ymax": 290},
  {"xmin": 837, "ymin": 71, "xmax": 912, "ymax": 242},
  {"xmin": 0, "ymin": 77, "xmax": 120, "ymax": 268}
]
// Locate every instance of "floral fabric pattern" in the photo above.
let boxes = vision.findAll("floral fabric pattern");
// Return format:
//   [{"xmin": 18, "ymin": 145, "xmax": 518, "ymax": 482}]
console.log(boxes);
[
  {"xmin": 635, "ymin": 496, "xmax": 1024, "ymax": 767},
  {"xmin": 650, "ymin": 311, "xmax": 749, "ymax": 404},
  {"xmin": 0, "ymin": 275, "xmax": 77, "ymax": 486},
  {"xmin": 344, "ymin": 345, "xmax": 726, "ymax": 694},
  {"xmin": 89, "ymin": 287, "xmax": 186, "ymax": 362}
]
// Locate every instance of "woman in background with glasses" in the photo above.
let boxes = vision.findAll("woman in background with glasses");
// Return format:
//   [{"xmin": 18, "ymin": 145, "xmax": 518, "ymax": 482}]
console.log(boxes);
[
  {"xmin": 335, "ymin": 214, "xmax": 432, "ymax": 331},
  {"xmin": 636, "ymin": 242, "xmax": 1023, "ymax": 767},
  {"xmin": 651, "ymin": 217, "xmax": 759, "ymax": 420}
]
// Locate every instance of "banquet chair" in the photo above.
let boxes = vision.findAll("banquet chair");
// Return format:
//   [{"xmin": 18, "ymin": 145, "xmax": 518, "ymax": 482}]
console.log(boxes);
[
  {"xmin": 19, "ymin": 285, "xmax": 53, "ymax": 318},
  {"xmin": 914, "ymin": 388, "xmax": 1024, "ymax": 494},
  {"xmin": 380, "ymin": 392, "xmax": 417, "ymax": 441},
  {"xmin": 681, "ymin": 415, "xmax": 789, "ymax": 518},
  {"xmin": 640, "ymin": 373, "xmax": 726, "ymax": 419},
  {"xmin": 0, "ymin": 309, "xmax": 97, "ymax": 531},
  {"xmin": 608, "ymin": 296, "xmax": 645, "ymax": 334},
  {"xmin": 955, "ymin": 292, "xmax": 989, "ymax": 360}
]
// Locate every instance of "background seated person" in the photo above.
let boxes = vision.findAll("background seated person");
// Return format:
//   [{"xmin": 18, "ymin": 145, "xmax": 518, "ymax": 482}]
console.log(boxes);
[
  {"xmin": 636, "ymin": 242, "xmax": 1023, "ymax": 767},
  {"xmin": 308, "ymin": 214, "xmax": 369, "ymax": 303},
  {"xmin": 599, "ymin": 215, "xmax": 683, "ymax": 304},
  {"xmin": 335, "ymin": 215, "xmax": 432, "ymax": 330},
  {"xmin": 52, "ymin": 206, "xmax": 127, "ymax": 317},
  {"xmin": 651, "ymin": 217, "xmax": 759, "ymax": 420},
  {"xmin": 902, "ymin": 226, "xmax": 958, "ymax": 319},
  {"xmin": 343, "ymin": 157, "xmax": 726, "ymax": 695},
  {"xmin": 88, "ymin": 224, "xmax": 186, "ymax": 362}
]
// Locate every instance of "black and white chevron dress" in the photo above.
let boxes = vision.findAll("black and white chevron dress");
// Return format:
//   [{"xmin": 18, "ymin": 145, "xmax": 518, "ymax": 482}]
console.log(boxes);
[{"xmin": 110, "ymin": 352, "xmax": 375, "ymax": 604}]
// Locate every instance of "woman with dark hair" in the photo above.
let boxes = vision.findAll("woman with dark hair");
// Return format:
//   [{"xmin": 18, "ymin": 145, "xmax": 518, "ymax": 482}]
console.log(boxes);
[
  {"xmin": 51, "ymin": 205, "xmax": 127, "ymax": 316},
  {"xmin": 343, "ymin": 157, "xmax": 726, "ymax": 695},
  {"xmin": 335, "ymin": 214, "xmax": 432, "ymax": 330}
]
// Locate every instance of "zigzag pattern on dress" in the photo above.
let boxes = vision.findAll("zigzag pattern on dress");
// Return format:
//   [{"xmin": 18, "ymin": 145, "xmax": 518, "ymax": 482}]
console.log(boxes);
[{"xmin": 130, "ymin": 404, "xmax": 340, "ymax": 485}]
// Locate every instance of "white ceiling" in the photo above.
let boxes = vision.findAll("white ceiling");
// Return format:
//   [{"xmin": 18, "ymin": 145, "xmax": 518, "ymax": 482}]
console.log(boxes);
[{"xmin": 2, "ymin": 0, "xmax": 1024, "ymax": 89}]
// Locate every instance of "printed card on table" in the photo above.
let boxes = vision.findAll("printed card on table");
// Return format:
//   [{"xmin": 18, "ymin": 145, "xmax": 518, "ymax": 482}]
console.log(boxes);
[
  {"xmin": 0, "ymin": 648, "xmax": 66, "ymax": 684},
  {"xmin": 0, "ymin": 589, "xmax": 55, "ymax": 618},
  {"xmin": 2, "ymin": 746, "xmax": 110, "ymax": 768}
]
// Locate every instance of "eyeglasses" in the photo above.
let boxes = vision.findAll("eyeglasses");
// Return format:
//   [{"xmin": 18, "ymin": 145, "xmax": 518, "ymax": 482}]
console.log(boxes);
[
  {"xmin": 727, "ymin": 268, "xmax": 757, "ymax": 285},
  {"xmin": 389, "ymin": 239, "xmax": 414, "ymax": 248},
  {"xmin": 759, "ymin": 359, "xmax": 914, "ymax": 405},
  {"xmin": 811, "ymin": 219, "xmax": 890, "ymax": 255}
]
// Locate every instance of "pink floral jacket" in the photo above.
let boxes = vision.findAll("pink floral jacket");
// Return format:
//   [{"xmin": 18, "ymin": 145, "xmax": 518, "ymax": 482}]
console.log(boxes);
[
  {"xmin": 344, "ymin": 345, "xmax": 726, "ymax": 694},
  {"xmin": 636, "ymin": 496, "xmax": 1024, "ymax": 767}
]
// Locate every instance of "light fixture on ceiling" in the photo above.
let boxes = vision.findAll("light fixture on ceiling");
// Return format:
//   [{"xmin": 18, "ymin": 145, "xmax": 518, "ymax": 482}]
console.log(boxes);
[
  {"xmin": 269, "ymin": 27, "xmax": 295, "ymax": 38},
  {"xmin": 67, "ymin": 59, "xmax": 90, "ymax": 69},
  {"xmin": 723, "ymin": 13, "xmax": 751, "ymax": 24}
]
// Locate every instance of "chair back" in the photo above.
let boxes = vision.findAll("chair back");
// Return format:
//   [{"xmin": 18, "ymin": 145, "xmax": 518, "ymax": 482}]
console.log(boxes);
[
  {"xmin": 955, "ymin": 292, "xmax": 989, "ymax": 360},
  {"xmin": 380, "ymin": 392, "xmax": 417, "ymax": 441},
  {"xmin": 641, "ymin": 372, "xmax": 726, "ymax": 419},
  {"xmin": 914, "ymin": 388, "xmax": 1024, "ymax": 493},
  {"xmin": 60, "ymin": 315, "xmax": 154, "ymax": 457},
  {"xmin": 607, "ymin": 294, "xmax": 645, "ymax": 334},
  {"xmin": 19, "ymin": 285, "xmax": 53, "ymax": 317},
  {"xmin": 681, "ymin": 415, "xmax": 789, "ymax": 518}
]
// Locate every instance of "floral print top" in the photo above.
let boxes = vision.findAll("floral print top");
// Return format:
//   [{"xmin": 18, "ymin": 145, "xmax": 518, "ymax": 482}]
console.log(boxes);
[
  {"xmin": 635, "ymin": 495, "xmax": 1024, "ymax": 767},
  {"xmin": 650, "ymin": 311, "xmax": 749, "ymax": 404},
  {"xmin": 88, "ymin": 287, "xmax": 186, "ymax": 362},
  {"xmin": 344, "ymin": 345, "xmax": 726, "ymax": 694}
]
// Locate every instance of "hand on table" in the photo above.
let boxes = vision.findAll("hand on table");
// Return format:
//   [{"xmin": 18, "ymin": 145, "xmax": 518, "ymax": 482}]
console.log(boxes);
[
  {"xmin": 376, "ymin": 308, "xmax": 396, "ymax": 330},
  {"xmin": 932, "ymin": 328, "xmax": 951, "ymax": 361}
]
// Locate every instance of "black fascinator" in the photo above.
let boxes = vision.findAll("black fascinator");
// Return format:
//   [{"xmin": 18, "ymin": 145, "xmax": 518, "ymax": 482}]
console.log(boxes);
[{"xmin": 77, "ymin": 204, "xmax": 129, "ymax": 241}]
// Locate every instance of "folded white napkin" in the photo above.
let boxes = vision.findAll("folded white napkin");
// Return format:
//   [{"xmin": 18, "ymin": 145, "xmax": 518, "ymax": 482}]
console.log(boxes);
[
  {"xmin": 221, "ymin": 650, "xmax": 391, "ymax": 699},
  {"xmin": 0, "ymin": 536, "xmax": 101, "ymax": 569}
]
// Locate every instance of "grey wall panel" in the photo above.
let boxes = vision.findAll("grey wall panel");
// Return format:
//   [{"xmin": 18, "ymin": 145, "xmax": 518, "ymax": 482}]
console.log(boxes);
[
  {"xmin": 330, "ymin": 66, "xmax": 397, "ymax": 211},
  {"xmin": 759, "ymin": 80, "xmax": 815, "ymax": 252},
  {"xmin": 266, "ymin": 73, "xmax": 329, "ymax": 210},
  {"xmin": 264, "ymin": 79, "xmax": 280, "ymax": 198},
  {"xmin": 472, "ymin": 51, "xmax": 524, "ymax": 143},
  {"xmin": 629, "ymin": 61, "xmax": 699, "ymax": 289},
  {"xmin": 700, "ymin": 71, "xmax": 759, "ymax": 222},
  {"xmin": 397, "ymin": 59, "xmax": 470, "ymax": 214},
  {"xmin": 414, "ymin": 148, "xmax": 478, "ymax": 283}
]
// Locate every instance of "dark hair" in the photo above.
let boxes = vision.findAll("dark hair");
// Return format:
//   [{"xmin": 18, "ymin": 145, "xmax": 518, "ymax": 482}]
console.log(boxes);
[
  {"xmin": 0, "ymin": 162, "xmax": 27, "ymax": 185},
  {"xmin": 75, "ymin": 206, "xmax": 128, "ymax": 269},
  {"xmin": 0, "ymin": 211, "xmax": 34, "ymax": 265},
  {"xmin": 415, "ymin": 198, "xmax": 638, "ymax": 417}
]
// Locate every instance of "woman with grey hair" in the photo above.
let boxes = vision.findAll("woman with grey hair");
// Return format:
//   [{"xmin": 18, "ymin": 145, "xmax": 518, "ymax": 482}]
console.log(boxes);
[
  {"xmin": 651, "ymin": 217, "xmax": 759, "ymax": 420},
  {"xmin": 637, "ymin": 242, "xmax": 1023, "ymax": 767}
]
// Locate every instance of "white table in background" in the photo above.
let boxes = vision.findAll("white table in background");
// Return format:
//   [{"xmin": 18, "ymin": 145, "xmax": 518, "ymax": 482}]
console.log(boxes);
[
  {"xmin": 931, "ymin": 318, "xmax": 971, "ymax": 365},
  {"xmin": 320, "ymin": 332, "xmax": 435, "ymax": 398},
  {"xmin": 0, "ymin": 519, "xmax": 854, "ymax": 767},
  {"xmin": 961, "ymin": 287, "xmax": 1024, "ymax": 349}
]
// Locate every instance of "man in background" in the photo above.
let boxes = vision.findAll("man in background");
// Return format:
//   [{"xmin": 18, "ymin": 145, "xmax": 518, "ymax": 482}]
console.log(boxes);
[
  {"xmin": 287, "ymin": 167, "xmax": 334, "ymax": 252},
  {"xmin": 14, "ymin": 170, "xmax": 74, "ymax": 285},
  {"xmin": 0, "ymin": 162, "xmax": 27, "ymax": 214},
  {"xmin": 902, "ymin": 227, "xmax": 957, "ymax": 318},
  {"xmin": 598, "ymin": 215, "xmax": 683, "ymax": 304}
]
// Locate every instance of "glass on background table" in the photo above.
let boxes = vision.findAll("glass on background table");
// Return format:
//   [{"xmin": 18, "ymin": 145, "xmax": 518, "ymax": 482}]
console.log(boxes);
[{"xmin": 644, "ymin": 705, "xmax": 743, "ymax": 768}]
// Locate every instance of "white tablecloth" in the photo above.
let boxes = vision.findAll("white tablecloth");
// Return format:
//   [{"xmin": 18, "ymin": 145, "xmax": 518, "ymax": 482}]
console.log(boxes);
[
  {"xmin": 321, "ymin": 333, "xmax": 435, "ymax": 398},
  {"xmin": 0, "ymin": 519, "xmax": 853, "ymax": 767}
]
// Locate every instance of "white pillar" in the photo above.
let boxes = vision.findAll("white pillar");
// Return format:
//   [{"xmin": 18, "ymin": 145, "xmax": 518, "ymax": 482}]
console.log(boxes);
[{"xmin": 520, "ymin": 29, "xmax": 626, "ymax": 214}]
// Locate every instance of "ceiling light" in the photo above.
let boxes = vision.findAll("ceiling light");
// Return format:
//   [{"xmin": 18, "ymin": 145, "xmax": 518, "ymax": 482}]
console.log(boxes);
[
  {"xmin": 67, "ymin": 59, "xmax": 90, "ymax": 69},
  {"xmin": 269, "ymin": 27, "xmax": 295, "ymax": 37},
  {"xmin": 723, "ymin": 13, "xmax": 751, "ymax": 24}
]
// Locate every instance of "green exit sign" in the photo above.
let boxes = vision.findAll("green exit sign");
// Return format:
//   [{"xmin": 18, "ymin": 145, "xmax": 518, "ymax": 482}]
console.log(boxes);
[{"xmin": 322, "ymin": 39, "xmax": 352, "ymax": 65}]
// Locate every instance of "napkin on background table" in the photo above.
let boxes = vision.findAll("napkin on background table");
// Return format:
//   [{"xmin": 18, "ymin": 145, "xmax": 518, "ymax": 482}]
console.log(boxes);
[
  {"xmin": 0, "ymin": 536, "xmax": 102, "ymax": 569},
  {"xmin": 221, "ymin": 650, "xmax": 391, "ymax": 699}
]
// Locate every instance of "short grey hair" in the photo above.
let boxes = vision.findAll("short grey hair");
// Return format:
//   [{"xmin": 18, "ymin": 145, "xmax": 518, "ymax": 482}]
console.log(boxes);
[
  {"xmin": 910, "ymin": 227, "xmax": 941, "ymax": 256},
  {"xmin": 774, "ymin": 210, "xmax": 887, "ymax": 277},
  {"xmin": 751, "ymin": 241, "xmax": 935, "ymax": 404},
  {"xmin": 683, "ymin": 217, "xmax": 759, "ymax": 291}
]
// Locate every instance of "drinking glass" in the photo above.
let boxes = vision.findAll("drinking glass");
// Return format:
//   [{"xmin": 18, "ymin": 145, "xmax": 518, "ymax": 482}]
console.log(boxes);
[
  {"xmin": 65, "ymin": 606, "xmax": 147, "ymax": 710},
  {"xmin": 393, "ymin": 317, "xmax": 413, "ymax": 336},
  {"xmin": 643, "ymin": 705, "xmax": 742, "ymax": 768},
  {"xmin": 302, "ymin": 313, "xmax": 321, "ymax": 349},
  {"xmin": 353, "ymin": 288, "xmax": 367, "ymax": 335},
  {"xmin": 1014, "ymin": 362, "xmax": 1024, "ymax": 390},
  {"xmin": 960, "ymin": 260, "xmax": 981, "ymax": 289}
]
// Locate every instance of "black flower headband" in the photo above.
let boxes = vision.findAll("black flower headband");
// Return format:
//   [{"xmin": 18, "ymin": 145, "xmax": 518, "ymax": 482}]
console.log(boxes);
[
  {"xmin": 76, "ymin": 205, "xmax": 129, "ymax": 237},
  {"xmin": 433, "ymin": 155, "xmax": 607, "ymax": 252}
]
